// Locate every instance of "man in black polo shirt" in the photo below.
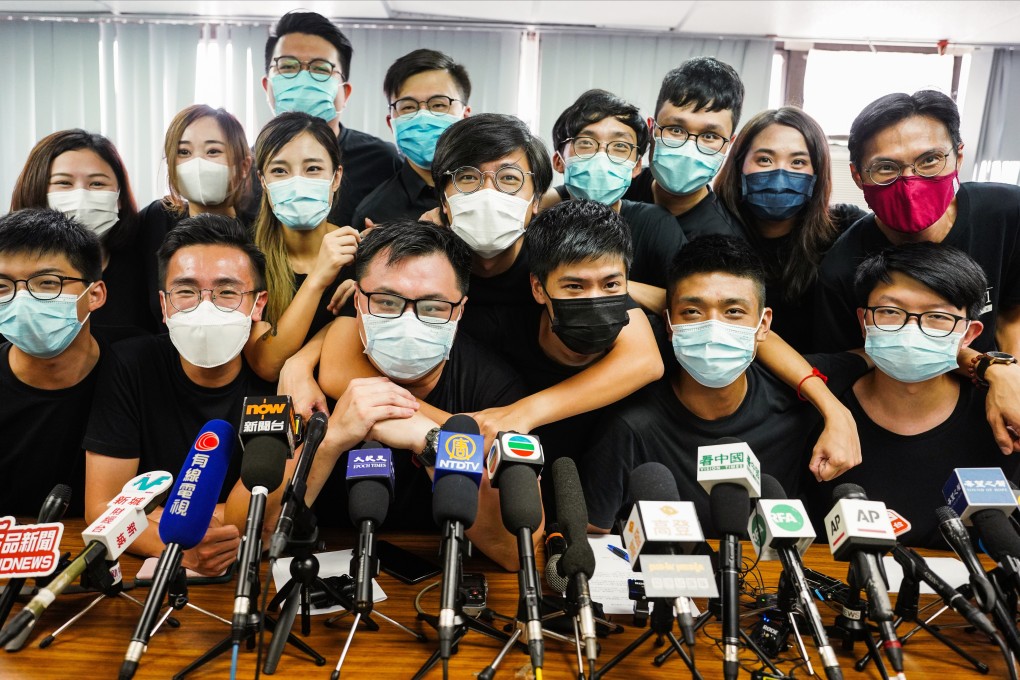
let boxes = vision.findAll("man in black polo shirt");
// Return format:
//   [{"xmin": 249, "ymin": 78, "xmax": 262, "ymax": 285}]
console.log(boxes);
[
  {"xmin": 83, "ymin": 215, "xmax": 275, "ymax": 575},
  {"xmin": 352, "ymin": 49, "xmax": 471, "ymax": 232}
]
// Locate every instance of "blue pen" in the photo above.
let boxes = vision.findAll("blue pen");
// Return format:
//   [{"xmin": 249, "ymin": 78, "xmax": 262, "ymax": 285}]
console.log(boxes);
[{"xmin": 607, "ymin": 544, "xmax": 630, "ymax": 562}]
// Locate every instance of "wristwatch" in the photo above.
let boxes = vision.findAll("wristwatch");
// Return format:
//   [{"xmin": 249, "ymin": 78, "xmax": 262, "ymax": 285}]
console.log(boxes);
[
  {"xmin": 416, "ymin": 427, "xmax": 441, "ymax": 468},
  {"xmin": 974, "ymin": 351, "xmax": 1018, "ymax": 387}
]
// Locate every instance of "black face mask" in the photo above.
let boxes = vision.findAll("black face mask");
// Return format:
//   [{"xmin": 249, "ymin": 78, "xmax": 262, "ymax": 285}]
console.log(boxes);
[{"xmin": 548, "ymin": 295, "xmax": 631, "ymax": 355}]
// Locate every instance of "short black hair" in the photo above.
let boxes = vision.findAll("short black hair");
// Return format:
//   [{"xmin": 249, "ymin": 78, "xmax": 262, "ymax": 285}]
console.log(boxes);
[
  {"xmin": 383, "ymin": 49, "xmax": 471, "ymax": 103},
  {"xmin": 666, "ymin": 235, "xmax": 766, "ymax": 310},
  {"xmin": 431, "ymin": 114, "xmax": 553, "ymax": 223},
  {"xmin": 551, "ymin": 89, "xmax": 649, "ymax": 156},
  {"xmin": 654, "ymin": 56, "xmax": 744, "ymax": 132},
  {"xmin": 158, "ymin": 214, "xmax": 267, "ymax": 291},
  {"xmin": 265, "ymin": 11, "xmax": 354, "ymax": 79},
  {"xmin": 854, "ymin": 242, "xmax": 987, "ymax": 320},
  {"xmin": 526, "ymin": 199, "xmax": 633, "ymax": 285},
  {"xmin": 354, "ymin": 219, "xmax": 473, "ymax": 295},
  {"xmin": 0, "ymin": 208, "xmax": 102, "ymax": 282},
  {"xmin": 848, "ymin": 90, "xmax": 962, "ymax": 169}
]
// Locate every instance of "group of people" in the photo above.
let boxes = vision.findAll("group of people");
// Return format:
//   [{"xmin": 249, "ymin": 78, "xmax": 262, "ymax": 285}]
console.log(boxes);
[{"xmin": 3, "ymin": 9, "xmax": 1020, "ymax": 575}]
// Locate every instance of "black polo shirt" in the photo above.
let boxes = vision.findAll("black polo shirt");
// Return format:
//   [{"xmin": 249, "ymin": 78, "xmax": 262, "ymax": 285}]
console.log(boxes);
[
  {"xmin": 330, "ymin": 127, "xmax": 402, "ymax": 228},
  {"xmin": 351, "ymin": 160, "xmax": 437, "ymax": 231}
]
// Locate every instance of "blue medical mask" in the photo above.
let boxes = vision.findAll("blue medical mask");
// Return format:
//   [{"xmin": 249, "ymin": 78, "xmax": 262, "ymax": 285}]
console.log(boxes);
[
  {"xmin": 270, "ymin": 71, "xmax": 340, "ymax": 122},
  {"xmin": 864, "ymin": 324, "xmax": 963, "ymax": 383},
  {"xmin": 741, "ymin": 169, "xmax": 817, "ymax": 221},
  {"xmin": 0, "ymin": 287, "xmax": 91, "ymax": 359},
  {"xmin": 563, "ymin": 154, "xmax": 636, "ymax": 206},
  {"xmin": 651, "ymin": 142, "xmax": 725, "ymax": 196},
  {"xmin": 669, "ymin": 312, "xmax": 763, "ymax": 388},
  {"xmin": 360, "ymin": 308, "xmax": 458, "ymax": 381},
  {"xmin": 266, "ymin": 175, "xmax": 334, "ymax": 230},
  {"xmin": 392, "ymin": 111, "xmax": 460, "ymax": 169}
]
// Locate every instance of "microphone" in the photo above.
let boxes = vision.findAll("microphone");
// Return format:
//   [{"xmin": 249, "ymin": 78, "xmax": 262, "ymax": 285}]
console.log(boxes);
[
  {"xmin": 346, "ymin": 442, "xmax": 395, "ymax": 613},
  {"xmin": 240, "ymin": 395, "xmax": 299, "ymax": 458},
  {"xmin": 935, "ymin": 506, "xmax": 998, "ymax": 613},
  {"xmin": 267, "ymin": 410, "xmax": 328, "ymax": 561},
  {"xmin": 543, "ymin": 525, "xmax": 568, "ymax": 594},
  {"xmin": 487, "ymin": 431, "xmax": 545, "ymax": 672},
  {"xmin": 753, "ymin": 475, "xmax": 842, "ymax": 680},
  {"xmin": 120, "ymin": 420, "xmax": 234, "ymax": 680},
  {"xmin": 943, "ymin": 467, "xmax": 1017, "ymax": 525},
  {"xmin": 825, "ymin": 484, "xmax": 903, "ymax": 678}
]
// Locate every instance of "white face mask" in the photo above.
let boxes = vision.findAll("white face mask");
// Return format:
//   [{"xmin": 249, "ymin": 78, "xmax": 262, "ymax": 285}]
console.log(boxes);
[
  {"xmin": 360, "ymin": 310, "xmax": 458, "ymax": 381},
  {"xmin": 166, "ymin": 300, "xmax": 253, "ymax": 369},
  {"xmin": 176, "ymin": 157, "xmax": 231, "ymax": 206},
  {"xmin": 669, "ymin": 311, "xmax": 764, "ymax": 388},
  {"xmin": 47, "ymin": 189, "xmax": 120, "ymax": 238},
  {"xmin": 446, "ymin": 189, "xmax": 531, "ymax": 259}
]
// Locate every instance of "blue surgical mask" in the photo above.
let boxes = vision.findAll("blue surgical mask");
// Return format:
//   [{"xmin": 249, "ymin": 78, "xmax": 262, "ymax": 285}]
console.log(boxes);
[
  {"xmin": 361, "ymin": 308, "xmax": 458, "ymax": 381},
  {"xmin": 741, "ymin": 169, "xmax": 817, "ymax": 221},
  {"xmin": 651, "ymin": 142, "xmax": 725, "ymax": 196},
  {"xmin": 0, "ymin": 288, "xmax": 91, "ymax": 359},
  {"xmin": 563, "ymin": 154, "xmax": 636, "ymax": 206},
  {"xmin": 864, "ymin": 324, "xmax": 963, "ymax": 383},
  {"xmin": 669, "ymin": 312, "xmax": 763, "ymax": 388},
  {"xmin": 392, "ymin": 111, "xmax": 460, "ymax": 169},
  {"xmin": 266, "ymin": 176, "xmax": 334, "ymax": 230},
  {"xmin": 270, "ymin": 71, "xmax": 340, "ymax": 122}
]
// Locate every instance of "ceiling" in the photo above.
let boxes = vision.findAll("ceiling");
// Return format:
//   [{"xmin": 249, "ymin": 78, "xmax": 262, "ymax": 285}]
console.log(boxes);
[{"xmin": 0, "ymin": 0, "xmax": 1017, "ymax": 47}]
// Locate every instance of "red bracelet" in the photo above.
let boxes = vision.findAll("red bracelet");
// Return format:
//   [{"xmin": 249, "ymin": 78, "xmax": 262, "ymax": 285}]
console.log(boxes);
[{"xmin": 796, "ymin": 367, "xmax": 829, "ymax": 401}]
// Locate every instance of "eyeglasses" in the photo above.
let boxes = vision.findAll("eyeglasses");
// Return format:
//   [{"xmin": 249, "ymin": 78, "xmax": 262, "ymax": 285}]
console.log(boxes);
[
  {"xmin": 270, "ymin": 56, "xmax": 342, "ymax": 82},
  {"xmin": 164, "ymin": 285, "xmax": 259, "ymax": 313},
  {"xmin": 866, "ymin": 305, "xmax": 968, "ymax": 338},
  {"xmin": 564, "ymin": 137, "xmax": 638, "ymax": 164},
  {"xmin": 0, "ymin": 274, "xmax": 91, "ymax": 304},
  {"xmin": 444, "ymin": 166, "xmax": 534, "ymax": 195},
  {"xmin": 653, "ymin": 122, "xmax": 728, "ymax": 155},
  {"xmin": 360, "ymin": 290, "xmax": 464, "ymax": 325},
  {"xmin": 865, "ymin": 151, "xmax": 951, "ymax": 186},
  {"xmin": 389, "ymin": 95, "xmax": 463, "ymax": 118}
]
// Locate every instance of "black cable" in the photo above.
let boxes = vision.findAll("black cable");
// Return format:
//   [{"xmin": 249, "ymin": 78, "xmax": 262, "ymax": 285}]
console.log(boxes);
[
  {"xmin": 995, "ymin": 633, "xmax": 1020, "ymax": 680},
  {"xmin": 253, "ymin": 556, "xmax": 275, "ymax": 680}
]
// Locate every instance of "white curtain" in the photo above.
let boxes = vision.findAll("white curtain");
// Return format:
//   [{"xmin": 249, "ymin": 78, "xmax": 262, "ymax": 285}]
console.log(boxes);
[{"xmin": 971, "ymin": 48, "xmax": 1020, "ymax": 185}]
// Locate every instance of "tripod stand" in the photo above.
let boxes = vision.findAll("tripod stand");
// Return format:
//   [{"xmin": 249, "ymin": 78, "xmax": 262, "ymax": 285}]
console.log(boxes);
[
  {"xmin": 825, "ymin": 576, "xmax": 892, "ymax": 680},
  {"xmin": 528, "ymin": 592, "xmax": 623, "ymax": 680},
  {"xmin": 594, "ymin": 595, "xmax": 701, "ymax": 679}
]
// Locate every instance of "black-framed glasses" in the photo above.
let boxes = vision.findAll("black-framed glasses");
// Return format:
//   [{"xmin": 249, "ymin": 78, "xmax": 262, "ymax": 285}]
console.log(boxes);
[
  {"xmin": 360, "ymin": 289, "xmax": 464, "ymax": 325},
  {"xmin": 270, "ymin": 56, "xmax": 342, "ymax": 82},
  {"xmin": 389, "ymin": 95, "xmax": 462, "ymax": 118},
  {"xmin": 865, "ymin": 150, "xmax": 951, "ymax": 186},
  {"xmin": 653, "ymin": 122, "xmax": 728, "ymax": 154},
  {"xmin": 565, "ymin": 137, "xmax": 638, "ymax": 164},
  {"xmin": 866, "ymin": 305, "xmax": 968, "ymax": 338},
  {"xmin": 164, "ymin": 285, "xmax": 259, "ymax": 313},
  {"xmin": 444, "ymin": 166, "xmax": 534, "ymax": 195},
  {"xmin": 0, "ymin": 274, "xmax": 90, "ymax": 303}
]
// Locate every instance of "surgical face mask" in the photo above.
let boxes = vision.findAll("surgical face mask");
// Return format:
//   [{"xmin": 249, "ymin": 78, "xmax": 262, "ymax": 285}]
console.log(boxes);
[
  {"xmin": 265, "ymin": 175, "xmax": 334, "ymax": 230},
  {"xmin": 864, "ymin": 323, "xmax": 963, "ymax": 383},
  {"xmin": 563, "ymin": 153, "xmax": 636, "ymax": 206},
  {"xmin": 392, "ymin": 111, "xmax": 460, "ymax": 169},
  {"xmin": 669, "ymin": 312, "xmax": 764, "ymax": 388},
  {"xmin": 176, "ymin": 157, "xmax": 231, "ymax": 206},
  {"xmin": 47, "ymin": 189, "xmax": 120, "ymax": 238},
  {"xmin": 741, "ymin": 168, "xmax": 817, "ymax": 222},
  {"xmin": 0, "ymin": 287, "xmax": 91, "ymax": 359},
  {"xmin": 166, "ymin": 300, "xmax": 253, "ymax": 369},
  {"xmin": 548, "ymin": 294, "xmax": 631, "ymax": 355},
  {"xmin": 270, "ymin": 71, "xmax": 340, "ymax": 122},
  {"xmin": 651, "ymin": 142, "xmax": 725, "ymax": 196},
  {"xmin": 447, "ymin": 190, "xmax": 532, "ymax": 259},
  {"xmin": 861, "ymin": 171, "xmax": 959, "ymax": 234},
  {"xmin": 360, "ymin": 309, "xmax": 458, "ymax": 381}
]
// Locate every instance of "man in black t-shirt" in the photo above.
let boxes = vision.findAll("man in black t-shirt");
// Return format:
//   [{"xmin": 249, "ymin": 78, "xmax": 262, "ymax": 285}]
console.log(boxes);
[
  {"xmin": 0, "ymin": 209, "xmax": 108, "ymax": 518},
  {"xmin": 84, "ymin": 216, "xmax": 274, "ymax": 575}
]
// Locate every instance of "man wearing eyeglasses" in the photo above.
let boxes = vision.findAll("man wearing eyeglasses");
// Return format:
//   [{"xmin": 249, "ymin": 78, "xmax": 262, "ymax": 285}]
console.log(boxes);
[
  {"xmin": 352, "ymin": 49, "xmax": 472, "ymax": 232},
  {"xmin": 82, "ymin": 215, "xmax": 274, "ymax": 575}
]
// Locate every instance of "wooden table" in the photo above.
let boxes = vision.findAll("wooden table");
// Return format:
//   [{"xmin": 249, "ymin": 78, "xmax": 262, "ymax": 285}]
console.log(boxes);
[{"xmin": 0, "ymin": 520, "xmax": 1010, "ymax": 679}]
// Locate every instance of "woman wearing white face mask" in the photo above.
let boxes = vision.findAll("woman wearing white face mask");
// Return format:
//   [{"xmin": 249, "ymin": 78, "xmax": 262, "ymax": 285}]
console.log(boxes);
[{"xmin": 11, "ymin": 130, "xmax": 155, "ymax": 342}]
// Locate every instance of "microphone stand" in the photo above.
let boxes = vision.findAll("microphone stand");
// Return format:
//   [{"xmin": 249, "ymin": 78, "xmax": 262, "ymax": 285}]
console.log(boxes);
[
  {"xmin": 825, "ymin": 562, "xmax": 892, "ymax": 680},
  {"xmin": 535, "ymin": 588, "xmax": 624, "ymax": 680}
]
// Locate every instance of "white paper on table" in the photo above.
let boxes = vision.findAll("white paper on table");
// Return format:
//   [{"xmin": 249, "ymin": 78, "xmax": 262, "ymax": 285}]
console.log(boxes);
[
  {"xmin": 588, "ymin": 534, "xmax": 639, "ymax": 615},
  {"xmin": 881, "ymin": 555, "xmax": 970, "ymax": 594},
  {"xmin": 271, "ymin": 549, "xmax": 386, "ymax": 615}
]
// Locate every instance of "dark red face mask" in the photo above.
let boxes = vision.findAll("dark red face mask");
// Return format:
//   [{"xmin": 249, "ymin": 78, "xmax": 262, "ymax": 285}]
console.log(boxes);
[{"xmin": 861, "ymin": 171, "xmax": 959, "ymax": 234}]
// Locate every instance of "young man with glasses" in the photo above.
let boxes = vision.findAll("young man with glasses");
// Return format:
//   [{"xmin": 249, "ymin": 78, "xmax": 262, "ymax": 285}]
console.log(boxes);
[
  {"xmin": 352, "ymin": 49, "xmax": 471, "ymax": 232},
  {"xmin": 82, "ymin": 215, "xmax": 274, "ymax": 575},
  {"xmin": 0, "ymin": 209, "xmax": 107, "ymax": 517}
]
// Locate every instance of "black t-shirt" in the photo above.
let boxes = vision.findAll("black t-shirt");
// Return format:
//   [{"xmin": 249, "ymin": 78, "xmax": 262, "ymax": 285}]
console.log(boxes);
[
  {"xmin": 292, "ymin": 271, "xmax": 344, "ymax": 343},
  {"xmin": 805, "ymin": 379, "xmax": 1020, "ymax": 549},
  {"xmin": 91, "ymin": 224, "xmax": 160, "ymax": 344},
  {"xmin": 82, "ymin": 335, "xmax": 277, "ymax": 502},
  {"xmin": 351, "ymin": 160, "xmax": 437, "ymax": 232},
  {"xmin": 620, "ymin": 168, "xmax": 743, "ymax": 241},
  {"xmin": 814, "ymin": 182, "xmax": 1020, "ymax": 352},
  {"xmin": 460, "ymin": 242, "xmax": 539, "ymax": 340},
  {"xmin": 331, "ymin": 127, "xmax": 402, "ymax": 228},
  {"xmin": 755, "ymin": 233, "xmax": 817, "ymax": 354},
  {"xmin": 313, "ymin": 333, "xmax": 529, "ymax": 530},
  {"xmin": 0, "ymin": 342, "xmax": 106, "ymax": 517},
  {"xmin": 621, "ymin": 199, "xmax": 688, "ymax": 289},
  {"xmin": 137, "ymin": 200, "xmax": 181, "ymax": 327},
  {"xmin": 581, "ymin": 353, "xmax": 869, "ymax": 534}
]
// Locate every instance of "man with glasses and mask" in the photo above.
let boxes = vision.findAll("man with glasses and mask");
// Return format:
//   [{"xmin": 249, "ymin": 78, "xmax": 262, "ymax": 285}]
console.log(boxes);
[
  {"xmin": 352, "ymin": 49, "xmax": 471, "ymax": 232},
  {"xmin": 82, "ymin": 215, "xmax": 274, "ymax": 575},
  {"xmin": 0, "ymin": 209, "xmax": 107, "ymax": 517}
]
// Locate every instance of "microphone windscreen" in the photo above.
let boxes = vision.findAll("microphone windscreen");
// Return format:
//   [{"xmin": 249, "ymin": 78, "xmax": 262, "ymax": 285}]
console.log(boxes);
[
  {"xmin": 38, "ymin": 484, "xmax": 73, "ymax": 523},
  {"xmin": 240, "ymin": 436, "xmax": 289, "ymax": 492},
  {"xmin": 433, "ymin": 474, "xmax": 479, "ymax": 527},
  {"xmin": 832, "ymin": 482, "xmax": 867, "ymax": 502},
  {"xmin": 710, "ymin": 483, "xmax": 751, "ymax": 536},
  {"xmin": 498, "ymin": 464, "xmax": 543, "ymax": 533},
  {"xmin": 972, "ymin": 509, "xmax": 1020, "ymax": 561},
  {"xmin": 552, "ymin": 458, "xmax": 595, "ymax": 578},
  {"xmin": 759, "ymin": 474, "xmax": 787, "ymax": 501},
  {"xmin": 560, "ymin": 544, "xmax": 596, "ymax": 580},
  {"xmin": 349, "ymin": 479, "xmax": 391, "ymax": 525},
  {"xmin": 625, "ymin": 462, "xmax": 681, "ymax": 506},
  {"xmin": 936, "ymin": 505, "xmax": 959, "ymax": 523},
  {"xmin": 443, "ymin": 413, "xmax": 480, "ymax": 435}
]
